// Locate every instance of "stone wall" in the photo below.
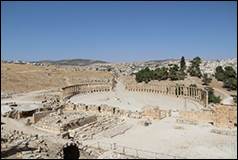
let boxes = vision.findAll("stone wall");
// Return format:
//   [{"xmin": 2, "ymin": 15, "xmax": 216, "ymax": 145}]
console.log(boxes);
[
  {"xmin": 125, "ymin": 84, "xmax": 208, "ymax": 107},
  {"xmin": 179, "ymin": 110, "xmax": 213, "ymax": 124},
  {"xmin": 32, "ymin": 111, "xmax": 55, "ymax": 123},
  {"xmin": 63, "ymin": 102, "xmax": 172, "ymax": 120},
  {"xmin": 60, "ymin": 115, "xmax": 97, "ymax": 132},
  {"xmin": 62, "ymin": 83, "xmax": 113, "ymax": 100},
  {"xmin": 142, "ymin": 106, "xmax": 171, "ymax": 120},
  {"xmin": 178, "ymin": 104, "xmax": 237, "ymax": 128},
  {"xmin": 63, "ymin": 103, "xmax": 131, "ymax": 118},
  {"xmin": 212, "ymin": 105, "xmax": 237, "ymax": 128}
]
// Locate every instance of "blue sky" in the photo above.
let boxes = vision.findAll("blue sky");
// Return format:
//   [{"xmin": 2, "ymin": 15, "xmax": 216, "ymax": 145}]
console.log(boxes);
[{"xmin": 1, "ymin": 1, "xmax": 237, "ymax": 62}]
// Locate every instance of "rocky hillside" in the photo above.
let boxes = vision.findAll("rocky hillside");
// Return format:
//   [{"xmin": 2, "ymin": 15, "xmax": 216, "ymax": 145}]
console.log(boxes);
[{"xmin": 35, "ymin": 59, "xmax": 108, "ymax": 66}]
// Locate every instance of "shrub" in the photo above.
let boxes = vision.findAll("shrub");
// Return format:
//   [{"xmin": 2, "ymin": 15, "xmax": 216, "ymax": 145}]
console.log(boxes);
[
  {"xmin": 215, "ymin": 66, "xmax": 225, "ymax": 81},
  {"xmin": 223, "ymin": 78, "xmax": 237, "ymax": 90},
  {"xmin": 205, "ymin": 87, "xmax": 221, "ymax": 104}
]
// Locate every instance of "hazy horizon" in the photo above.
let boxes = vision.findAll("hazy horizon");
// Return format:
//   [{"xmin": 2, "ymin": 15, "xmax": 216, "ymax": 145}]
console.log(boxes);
[{"xmin": 1, "ymin": 56, "xmax": 237, "ymax": 64}]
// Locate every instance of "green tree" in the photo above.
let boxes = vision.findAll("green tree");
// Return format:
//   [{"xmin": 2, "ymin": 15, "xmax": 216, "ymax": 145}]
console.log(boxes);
[
  {"xmin": 169, "ymin": 64, "xmax": 180, "ymax": 80},
  {"xmin": 223, "ymin": 78, "xmax": 237, "ymax": 90},
  {"xmin": 215, "ymin": 66, "xmax": 237, "ymax": 90},
  {"xmin": 154, "ymin": 67, "xmax": 169, "ymax": 80},
  {"xmin": 168, "ymin": 64, "xmax": 186, "ymax": 81},
  {"xmin": 215, "ymin": 66, "xmax": 225, "ymax": 81},
  {"xmin": 180, "ymin": 56, "xmax": 186, "ymax": 72},
  {"xmin": 202, "ymin": 73, "xmax": 212, "ymax": 85},
  {"xmin": 135, "ymin": 67, "xmax": 153, "ymax": 83},
  {"xmin": 205, "ymin": 87, "xmax": 221, "ymax": 104},
  {"xmin": 224, "ymin": 66, "xmax": 236, "ymax": 78},
  {"xmin": 192, "ymin": 57, "xmax": 202, "ymax": 66},
  {"xmin": 187, "ymin": 57, "xmax": 202, "ymax": 78}
]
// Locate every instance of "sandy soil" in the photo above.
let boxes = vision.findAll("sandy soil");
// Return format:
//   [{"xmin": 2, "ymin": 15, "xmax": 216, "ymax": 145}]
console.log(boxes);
[
  {"xmin": 85, "ymin": 117, "xmax": 237, "ymax": 159},
  {"xmin": 1, "ymin": 90, "xmax": 56, "ymax": 114}
]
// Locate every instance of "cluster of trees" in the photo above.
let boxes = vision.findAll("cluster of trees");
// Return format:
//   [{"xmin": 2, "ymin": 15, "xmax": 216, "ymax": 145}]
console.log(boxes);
[
  {"xmin": 205, "ymin": 87, "xmax": 221, "ymax": 104},
  {"xmin": 187, "ymin": 57, "xmax": 202, "ymax": 78},
  {"xmin": 168, "ymin": 64, "xmax": 186, "ymax": 81},
  {"xmin": 135, "ymin": 57, "xmax": 186, "ymax": 83},
  {"xmin": 136, "ymin": 56, "xmax": 206, "ymax": 83},
  {"xmin": 135, "ymin": 56, "xmax": 236, "ymax": 94},
  {"xmin": 135, "ymin": 67, "xmax": 154, "ymax": 83},
  {"xmin": 215, "ymin": 66, "xmax": 237, "ymax": 90}
]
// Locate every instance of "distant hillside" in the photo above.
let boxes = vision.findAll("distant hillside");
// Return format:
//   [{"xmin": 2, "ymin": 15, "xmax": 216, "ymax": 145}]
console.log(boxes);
[
  {"xmin": 35, "ymin": 59, "xmax": 108, "ymax": 66},
  {"xmin": 145, "ymin": 58, "xmax": 180, "ymax": 64}
]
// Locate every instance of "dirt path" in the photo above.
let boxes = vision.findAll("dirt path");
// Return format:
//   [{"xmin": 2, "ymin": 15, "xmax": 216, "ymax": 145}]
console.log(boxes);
[{"xmin": 213, "ymin": 87, "xmax": 234, "ymax": 105}]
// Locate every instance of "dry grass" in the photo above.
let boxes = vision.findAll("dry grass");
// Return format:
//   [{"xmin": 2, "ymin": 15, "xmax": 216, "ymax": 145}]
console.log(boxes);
[{"xmin": 1, "ymin": 63, "xmax": 112, "ymax": 93}]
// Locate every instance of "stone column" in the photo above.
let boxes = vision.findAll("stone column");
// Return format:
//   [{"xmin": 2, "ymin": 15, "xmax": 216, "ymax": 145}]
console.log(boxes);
[
  {"xmin": 196, "ymin": 89, "xmax": 199, "ymax": 99},
  {"xmin": 181, "ymin": 86, "xmax": 184, "ymax": 96},
  {"xmin": 205, "ymin": 90, "xmax": 208, "ymax": 107},
  {"xmin": 199, "ymin": 89, "xmax": 202, "ymax": 100},
  {"xmin": 194, "ymin": 88, "xmax": 196, "ymax": 98}
]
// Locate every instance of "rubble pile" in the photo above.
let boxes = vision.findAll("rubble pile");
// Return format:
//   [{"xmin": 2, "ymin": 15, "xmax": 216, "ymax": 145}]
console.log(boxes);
[
  {"xmin": 41, "ymin": 95, "xmax": 62, "ymax": 110},
  {"xmin": 1, "ymin": 129, "xmax": 50, "ymax": 159}
]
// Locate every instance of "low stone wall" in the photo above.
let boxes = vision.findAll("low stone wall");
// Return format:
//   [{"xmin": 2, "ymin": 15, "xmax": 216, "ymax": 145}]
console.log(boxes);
[
  {"xmin": 125, "ymin": 83, "xmax": 208, "ymax": 107},
  {"xmin": 63, "ymin": 102, "xmax": 171, "ymax": 120},
  {"xmin": 178, "ymin": 104, "xmax": 237, "ymax": 128},
  {"xmin": 212, "ymin": 105, "xmax": 237, "ymax": 128},
  {"xmin": 179, "ymin": 110, "xmax": 213, "ymax": 124},
  {"xmin": 60, "ymin": 115, "xmax": 97, "ymax": 132},
  {"xmin": 32, "ymin": 111, "xmax": 55, "ymax": 124},
  {"xmin": 210, "ymin": 128, "xmax": 237, "ymax": 136},
  {"xmin": 33, "ymin": 123, "xmax": 61, "ymax": 134},
  {"xmin": 63, "ymin": 102, "xmax": 136, "ymax": 118}
]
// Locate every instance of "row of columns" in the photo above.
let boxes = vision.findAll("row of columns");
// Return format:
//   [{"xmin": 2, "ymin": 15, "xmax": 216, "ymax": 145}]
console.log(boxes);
[
  {"xmin": 126, "ymin": 85, "xmax": 208, "ymax": 107},
  {"xmin": 62, "ymin": 84, "xmax": 112, "ymax": 99}
]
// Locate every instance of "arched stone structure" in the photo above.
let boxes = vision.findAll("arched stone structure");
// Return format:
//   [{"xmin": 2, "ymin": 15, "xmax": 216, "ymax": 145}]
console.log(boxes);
[
  {"xmin": 125, "ymin": 84, "xmax": 208, "ymax": 107},
  {"xmin": 57, "ymin": 140, "xmax": 82, "ymax": 159},
  {"xmin": 62, "ymin": 83, "xmax": 112, "ymax": 100},
  {"xmin": 61, "ymin": 79, "xmax": 208, "ymax": 108},
  {"xmin": 61, "ymin": 78, "xmax": 116, "ymax": 100}
]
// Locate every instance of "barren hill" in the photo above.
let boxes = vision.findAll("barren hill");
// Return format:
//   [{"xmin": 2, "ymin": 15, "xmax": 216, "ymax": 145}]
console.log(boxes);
[
  {"xmin": 1, "ymin": 62, "xmax": 112, "ymax": 94},
  {"xmin": 35, "ymin": 58, "xmax": 108, "ymax": 66}
]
